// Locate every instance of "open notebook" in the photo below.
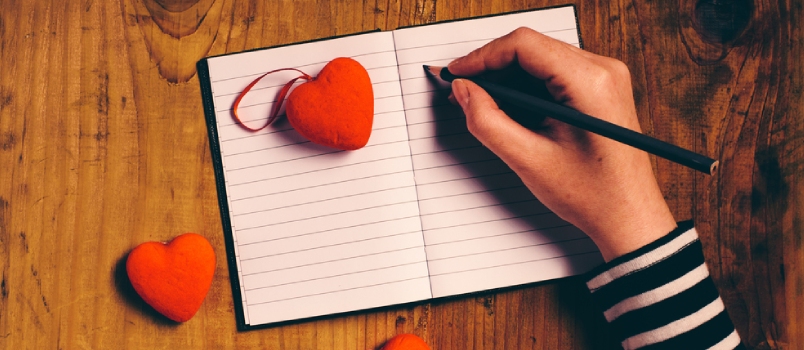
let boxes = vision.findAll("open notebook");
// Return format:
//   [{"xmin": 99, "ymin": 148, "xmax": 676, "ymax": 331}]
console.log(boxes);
[{"xmin": 198, "ymin": 5, "xmax": 603, "ymax": 330}]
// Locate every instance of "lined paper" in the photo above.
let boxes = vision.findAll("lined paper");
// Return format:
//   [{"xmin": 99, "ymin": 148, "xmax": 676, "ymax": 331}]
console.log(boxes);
[
  {"xmin": 205, "ymin": 32, "xmax": 432, "ymax": 326},
  {"xmin": 392, "ymin": 7, "xmax": 604, "ymax": 298}
]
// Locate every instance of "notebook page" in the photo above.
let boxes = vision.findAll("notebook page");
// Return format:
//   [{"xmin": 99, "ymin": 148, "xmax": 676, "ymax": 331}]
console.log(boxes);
[
  {"xmin": 205, "ymin": 32, "xmax": 431, "ymax": 326},
  {"xmin": 392, "ymin": 7, "xmax": 604, "ymax": 298}
]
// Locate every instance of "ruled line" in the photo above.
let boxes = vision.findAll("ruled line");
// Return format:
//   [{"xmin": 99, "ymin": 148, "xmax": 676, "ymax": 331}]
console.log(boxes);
[
  {"xmin": 246, "ymin": 276, "xmax": 430, "ymax": 306},
  {"xmin": 426, "ymin": 236, "xmax": 592, "ymax": 262},
  {"xmin": 406, "ymin": 115, "xmax": 464, "ymax": 126},
  {"xmin": 226, "ymin": 140, "xmax": 408, "ymax": 171},
  {"xmin": 237, "ymin": 199, "xmax": 419, "ymax": 231},
  {"xmin": 216, "ymin": 92, "xmax": 403, "ymax": 114},
  {"xmin": 416, "ymin": 172, "xmax": 522, "ymax": 189},
  {"xmin": 408, "ymin": 129, "xmax": 471, "ymax": 142},
  {"xmin": 412, "ymin": 157, "xmax": 509, "ymax": 173},
  {"xmin": 419, "ymin": 198, "xmax": 540, "ymax": 217},
  {"xmin": 240, "ymin": 230, "xmax": 422, "ymax": 262},
  {"xmin": 210, "ymin": 49, "xmax": 398, "ymax": 83},
  {"xmin": 238, "ymin": 214, "xmax": 422, "ymax": 246},
  {"xmin": 392, "ymin": 28, "xmax": 576, "ymax": 52},
  {"xmin": 222, "ymin": 124, "xmax": 408, "ymax": 156},
  {"xmin": 214, "ymin": 76, "xmax": 404, "ymax": 99},
  {"xmin": 244, "ymin": 261, "xmax": 425, "ymax": 291},
  {"xmin": 228, "ymin": 154, "xmax": 413, "ymax": 187},
  {"xmin": 420, "ymin": 212, "xmax": 553, "ymax": 233},
  {"xmin": 416, "ymin": 184, "xmax": 525, "ymax": 201},
  {"xmin": 232, "ymin": 169, "xmax": 413, "ymax": 202},
  {"xmin": 233, "ymin": 184, "xmax": 415, "ymax": 217},
  {"xmin": 428, "ymin": 250, "xmax": 599, "ymax": 277},
  {"xmin": 424, "ymin": 222, "xmax": 573, "ymax": 247},
  {"xmin": 214, "ymin": 79, "xmax": 402, "ymax": 113},
  {"xmin": 218, "ymin": 108, "xmax": 405, "ymax": 130}
]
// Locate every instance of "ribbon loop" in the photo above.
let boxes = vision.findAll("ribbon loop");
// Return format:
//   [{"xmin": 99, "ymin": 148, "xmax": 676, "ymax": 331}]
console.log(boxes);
[{"xmin": 231, "ymin": 68, "xmax": 313, "ymax": 132}]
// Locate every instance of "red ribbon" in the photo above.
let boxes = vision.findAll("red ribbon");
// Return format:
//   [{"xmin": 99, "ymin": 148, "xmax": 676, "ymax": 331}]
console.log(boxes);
[{"xmin": 231, "ymin": 68, "xmax": 313, "ymax": 132}]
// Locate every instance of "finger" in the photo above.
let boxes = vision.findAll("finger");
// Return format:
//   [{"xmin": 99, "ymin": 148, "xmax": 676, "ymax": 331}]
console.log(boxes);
[
  {"xmin": 447, "ymin": 92, "xmax": 457, "ymax": 105},
  {"xmin": 452, "ymin": 79, "xmax": 554, "ymax": 169},
  {"xmin": 447, "ymin": 27, "xmax": 588, "ymax": 83}
]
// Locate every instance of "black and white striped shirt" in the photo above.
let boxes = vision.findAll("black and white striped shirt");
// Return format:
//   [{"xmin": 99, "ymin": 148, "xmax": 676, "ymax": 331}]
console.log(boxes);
[{"xmin": 585, "ymin": 221, "xmax": 743, "ymax": 349}]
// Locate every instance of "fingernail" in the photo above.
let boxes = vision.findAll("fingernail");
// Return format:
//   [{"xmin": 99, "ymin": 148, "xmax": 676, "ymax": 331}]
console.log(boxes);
[
  {"xmin": 452, "ymin": 79, "xmax": 469, "ymax": 108},
  {"xmin": 447, "ymin": 57, "xmax": 463, "ymax": 69}
]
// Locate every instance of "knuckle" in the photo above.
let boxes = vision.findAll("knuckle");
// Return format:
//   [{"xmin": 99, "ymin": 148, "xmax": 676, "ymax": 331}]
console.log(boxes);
[
  {"xmin": 608, "ymin": 59, "xmax": 631, "ymax": 79},
  {"xmin": 589, "ymin": 60, "xmax": 631, "ymax": 89},
  {"xmin": 589, "ymin": 66, "xmax": 615, "ymax": 86},
  {"xmin": 510, "ymin": 27, "xmax": 536, "ymax": 39}
]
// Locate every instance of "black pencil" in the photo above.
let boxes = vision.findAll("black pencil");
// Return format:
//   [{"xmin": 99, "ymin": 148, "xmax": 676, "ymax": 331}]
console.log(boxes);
[{"xmin": 423, "ymin": 65, "xmax": 719, "ymax": 175}]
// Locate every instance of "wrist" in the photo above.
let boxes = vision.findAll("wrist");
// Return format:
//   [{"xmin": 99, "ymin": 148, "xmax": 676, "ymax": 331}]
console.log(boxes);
[{"xmin": 591, "ymin": 204, "xmax": 677, "ymax": 262}]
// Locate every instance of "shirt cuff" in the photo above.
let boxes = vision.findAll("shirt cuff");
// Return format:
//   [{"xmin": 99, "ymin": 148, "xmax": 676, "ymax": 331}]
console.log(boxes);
[{"xmin": 584, "ymin": 221, "xmax": 742, "ymax": 349}]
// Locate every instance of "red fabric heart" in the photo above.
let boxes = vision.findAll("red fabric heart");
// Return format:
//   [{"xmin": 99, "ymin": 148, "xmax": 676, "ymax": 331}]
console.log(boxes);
[
  {"xmin": 126, "ymin": 233, "xmax": 216, "ymax": 322},
  {"xmin": 285, "ymin": 57, "xmax": 374, "ymax": 150},
  {"xmin": 381, "ymin": 334, "xmax": 430, "ymax": 350}
]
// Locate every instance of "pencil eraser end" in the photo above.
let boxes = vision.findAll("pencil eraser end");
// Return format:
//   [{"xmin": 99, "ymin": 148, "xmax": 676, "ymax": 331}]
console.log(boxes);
[{"xmin": 709, "ymin": 160, "xmax": 719, "ymax": 175}]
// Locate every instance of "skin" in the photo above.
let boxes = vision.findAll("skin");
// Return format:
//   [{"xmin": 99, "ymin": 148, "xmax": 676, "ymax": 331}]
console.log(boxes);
[{"xmin": 447, "ymin": 27, "xmax": 677, "ymax": 262}]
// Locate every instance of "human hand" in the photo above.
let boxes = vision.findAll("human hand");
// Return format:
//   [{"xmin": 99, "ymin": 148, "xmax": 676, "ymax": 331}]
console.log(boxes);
[{"xmin": 447, "ymin": 28, "xmax": 677, "ymax": 261}]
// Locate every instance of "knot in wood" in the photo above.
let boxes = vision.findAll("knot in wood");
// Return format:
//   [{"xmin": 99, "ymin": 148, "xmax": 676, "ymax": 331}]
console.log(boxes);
[
  {"xmin": 693, "ymin": 0, "xmax": 752, "ymax": 44},
  {"xmin": 154, "ymin": 0, "xmax": 200, "ymax": 12}
]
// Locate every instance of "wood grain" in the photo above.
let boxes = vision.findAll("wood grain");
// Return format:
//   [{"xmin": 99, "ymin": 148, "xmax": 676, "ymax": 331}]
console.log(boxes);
[{"xmin": 0, "ymin": 0, "xmax": 800, "ymax": 348}]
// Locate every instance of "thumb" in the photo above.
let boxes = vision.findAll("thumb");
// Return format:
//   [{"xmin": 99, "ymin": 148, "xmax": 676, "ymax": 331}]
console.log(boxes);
[{"xmin": 452, "ymin": 79, "xmax": 550, "ymax": 165}]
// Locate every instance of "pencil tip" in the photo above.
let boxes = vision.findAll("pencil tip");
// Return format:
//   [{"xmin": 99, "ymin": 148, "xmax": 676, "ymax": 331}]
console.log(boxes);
[{"xmin": 422, "ymin": 65, "xmax": 441, "ymax": 77}]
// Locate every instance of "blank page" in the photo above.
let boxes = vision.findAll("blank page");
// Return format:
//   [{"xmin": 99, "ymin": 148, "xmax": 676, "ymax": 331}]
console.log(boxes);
[
  {"xmin": 205, "ymin": 32, "xmax": 432, "ymax": 326},
  {"xmin": 392, "ymin": 7, "xmax": 605, "ymax": 298}
]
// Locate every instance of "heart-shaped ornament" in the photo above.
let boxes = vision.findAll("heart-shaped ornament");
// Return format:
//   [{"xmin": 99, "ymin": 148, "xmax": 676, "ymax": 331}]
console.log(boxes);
[
  {"xmin": 126, "ymin": 233, "xmax": 216, "ymax": 322},
  {"xmin": 381, "ymin": 334, "xmax": 430, "ymax": 350},
  {"xmin": 285, "ymin": 57, "xmax": 374, "ymax": 150}
]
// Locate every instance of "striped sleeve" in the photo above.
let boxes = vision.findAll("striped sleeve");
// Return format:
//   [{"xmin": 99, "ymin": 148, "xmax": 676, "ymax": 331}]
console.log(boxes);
[{"xmin": 585, "ymin": 221, "xmax": 744, "ymax": 349}]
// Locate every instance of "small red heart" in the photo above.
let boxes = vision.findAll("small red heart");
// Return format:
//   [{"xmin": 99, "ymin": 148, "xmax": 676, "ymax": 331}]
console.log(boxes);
[
  {"xmin": 285, "ymin": 57, "xmax": 374, "ymax": 150},
  {"xmin": 126, "ymin": 233, "xmax": 216, "ymax": 322},
  {"xmin": 381, "ymin": 334, "xmax": 430, "ymax": 350}
]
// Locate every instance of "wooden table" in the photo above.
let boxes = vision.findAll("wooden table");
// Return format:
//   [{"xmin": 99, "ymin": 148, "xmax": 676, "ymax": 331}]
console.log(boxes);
[{"xmin": 0, "ymin": 0, "xmax": 800, "ymax": 348}]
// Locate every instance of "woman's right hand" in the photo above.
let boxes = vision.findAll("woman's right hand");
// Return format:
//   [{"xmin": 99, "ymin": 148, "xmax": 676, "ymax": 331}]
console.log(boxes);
[{"xmin": 447, "ymin": 27, "xmax": 677, "ymax": 261}]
